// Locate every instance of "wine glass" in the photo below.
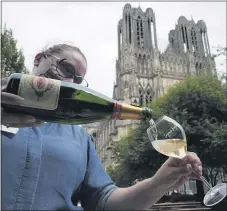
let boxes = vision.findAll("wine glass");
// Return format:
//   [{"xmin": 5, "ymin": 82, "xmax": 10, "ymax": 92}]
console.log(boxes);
[{"xmin": 147, "ymin": 115, "xmax": 227, "ymax": 207}]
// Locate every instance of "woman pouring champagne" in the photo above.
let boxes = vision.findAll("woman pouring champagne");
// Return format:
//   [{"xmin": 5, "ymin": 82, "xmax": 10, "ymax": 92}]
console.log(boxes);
[{"xmin": 1, "ymin": 43, "xmax": 214, "ymax": 210}]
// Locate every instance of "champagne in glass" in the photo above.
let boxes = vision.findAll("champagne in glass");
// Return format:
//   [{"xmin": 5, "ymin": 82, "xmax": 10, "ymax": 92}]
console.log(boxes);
[
  {"xmin": 147, "ymin": 115, "xmax": 227, "ymax": 207},
  {"xmin": 147, "ymin": 116, "xmax": 187, "ymax": 159},
  {"xmin": 152, "ymin": 138, "xmax": 187, "ymax": 159}
]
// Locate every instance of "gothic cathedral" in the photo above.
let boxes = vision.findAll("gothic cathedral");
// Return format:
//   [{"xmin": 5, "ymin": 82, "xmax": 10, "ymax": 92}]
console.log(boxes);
[{"xmin": 84, "ymin": 4, "xmax": 216, "ymax": 170}]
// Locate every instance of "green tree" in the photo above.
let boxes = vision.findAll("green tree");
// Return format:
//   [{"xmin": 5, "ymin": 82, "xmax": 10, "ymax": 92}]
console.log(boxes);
[
  {"xmin": 212, "ymin": 45, "xmax": 227, "ymax": 97},
  {"xmin": 107, "ymin": 121, "xmax": 166, "ymax": 187},
  {"xmin": 1, "ymin": 24, "xmax": 28, "ymax": 77}
]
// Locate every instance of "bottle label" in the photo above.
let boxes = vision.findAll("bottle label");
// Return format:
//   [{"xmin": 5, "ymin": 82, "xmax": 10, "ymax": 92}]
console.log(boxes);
[{"xmin": 18, "ymin": 74, "xmax": 61, "ymax": 110}]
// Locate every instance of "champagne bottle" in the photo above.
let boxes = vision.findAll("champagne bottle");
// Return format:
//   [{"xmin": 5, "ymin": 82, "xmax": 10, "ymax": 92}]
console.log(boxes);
[{"xmin": 2, "ymin": 73, "xmax": 152, "ymax": 125}]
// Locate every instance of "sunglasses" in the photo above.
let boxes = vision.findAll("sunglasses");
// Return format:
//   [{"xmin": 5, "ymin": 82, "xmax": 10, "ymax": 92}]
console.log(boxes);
[{"xmin": 39, "ymin": 53, "xmax": 89, "ymax": 87}]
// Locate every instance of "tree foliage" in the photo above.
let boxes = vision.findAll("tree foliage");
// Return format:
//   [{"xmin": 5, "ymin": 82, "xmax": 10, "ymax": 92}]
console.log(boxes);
[
  {"xmin": 212, "ymin": 45, "xmax": 227, "ymax": 96},
  {"xmin": 212, "ymin": 46, "xmax": 227, "ymax": 58},
  {"xmin": 108, "ymin": 123, "xmax": 166, "ymax": 187},
  {"xmin": 1, "ymin": 24, "xmax": 28, "ymax": 77},
  {"xmin": 108, "ymin": 73, "xmax": 227, "ymax": 190}
]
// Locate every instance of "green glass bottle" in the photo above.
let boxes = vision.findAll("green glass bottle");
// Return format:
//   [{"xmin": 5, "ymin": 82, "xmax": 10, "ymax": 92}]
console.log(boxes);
[{"xmin": 2, "ymin": 73, "xmax": 152, "ymax": 124}]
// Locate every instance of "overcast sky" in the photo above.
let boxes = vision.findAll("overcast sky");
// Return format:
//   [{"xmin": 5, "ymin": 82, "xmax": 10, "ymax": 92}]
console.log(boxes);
[{"xmin": 2, "ymin": 2, "xmax": 226, "ymax": 97}]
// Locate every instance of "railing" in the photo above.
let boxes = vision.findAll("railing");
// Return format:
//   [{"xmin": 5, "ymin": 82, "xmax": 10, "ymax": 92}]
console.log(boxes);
[{"xmin": 150, "ymin": 202, "xmax": 211, "ymax": 211}]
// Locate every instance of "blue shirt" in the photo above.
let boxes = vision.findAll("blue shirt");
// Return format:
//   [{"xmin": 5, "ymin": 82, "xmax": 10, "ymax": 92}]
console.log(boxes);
[{"xmin": 2, "ymin": 123, "xmax": 117, "ymax": 210}]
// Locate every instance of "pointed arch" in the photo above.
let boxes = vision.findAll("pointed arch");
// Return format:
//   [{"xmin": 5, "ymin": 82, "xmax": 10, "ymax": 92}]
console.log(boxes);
[
  {"xmin": 145, "ymin": 84, "xmax": 153, "ymax": 105},
  {"xmin": 138, "ymin": 84, "xmax": 144, "ymax": 106}
]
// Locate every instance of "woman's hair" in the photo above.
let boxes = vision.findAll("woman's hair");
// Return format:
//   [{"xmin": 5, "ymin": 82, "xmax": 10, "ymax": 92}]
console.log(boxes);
[{"xmin": 41, "ymin": 44, "xmax": 87, "ymax": 63}]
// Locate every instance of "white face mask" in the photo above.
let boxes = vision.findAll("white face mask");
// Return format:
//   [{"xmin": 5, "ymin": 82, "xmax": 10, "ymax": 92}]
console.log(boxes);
[
  {"xmin": 63, "ymin": 78, "xmax": 74, "ymax": 83},
  {"xmin": 32, "ymin": 55, "xmax": 74, "ymax": 83},
  {"xmin": 32, "ymin": 51, "xmax": 87, "ymax": 86}
]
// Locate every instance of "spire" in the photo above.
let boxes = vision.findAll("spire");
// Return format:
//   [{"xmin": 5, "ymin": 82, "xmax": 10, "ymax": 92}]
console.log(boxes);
[{"xmin": 191, "ymin": 14, "xmax": 195, "ymax": 23}]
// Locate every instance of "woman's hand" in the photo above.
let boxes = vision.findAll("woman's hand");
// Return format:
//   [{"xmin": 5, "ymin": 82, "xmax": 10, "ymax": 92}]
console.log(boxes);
[
  {"xmin": 1, "ymin": 77, "xmax": 41, "ymax": 128},
  {"xmin": 153, "ymin": 152, "xmax": 202, "ymax": 192}
]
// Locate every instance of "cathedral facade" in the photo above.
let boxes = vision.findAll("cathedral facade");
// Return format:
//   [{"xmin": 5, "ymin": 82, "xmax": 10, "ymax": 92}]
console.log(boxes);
[{"xmin": 84, "ymin": 3, "xmax": 216, "ymax": 170}]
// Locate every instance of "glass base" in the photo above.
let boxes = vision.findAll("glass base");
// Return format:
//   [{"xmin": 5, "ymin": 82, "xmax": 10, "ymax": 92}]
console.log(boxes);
[{"xmin": 203, "ymin": 183, "xmax": 227, "ymax": 206}]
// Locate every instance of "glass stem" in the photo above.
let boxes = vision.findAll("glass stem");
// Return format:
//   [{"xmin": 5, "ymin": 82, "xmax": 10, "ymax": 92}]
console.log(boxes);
[
  {"xmin": 200, "ymin": 175, "xmax": 212, "ymax": 190},
  {"xmin": 174, "ymin": 157, "xmax": 213, "ymax": 190}
]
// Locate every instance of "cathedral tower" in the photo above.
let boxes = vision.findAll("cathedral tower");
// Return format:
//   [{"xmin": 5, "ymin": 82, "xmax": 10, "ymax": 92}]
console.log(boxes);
[
  {"xmin": 166, "ymin": 16, "xmax": 215, "ymax": 75},
  {"xmin": 113, "ymin": 3, "xmax": 160, "ymax": 107}
]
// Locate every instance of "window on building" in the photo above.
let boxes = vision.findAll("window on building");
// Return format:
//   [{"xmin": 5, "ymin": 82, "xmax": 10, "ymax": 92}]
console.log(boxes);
[
  {"xmin": 137, "ymin": 17, "xmax": 140, "ymax": 47},
  {"xmin": 140, "ymin": 19, "xmax": 144, "ymax": 48},
  {"xmin": 129, "ymin": 15, "xmax": 132, "ymax": 44},
  {"xmin": 139, "ymin": 87, "xmax": 144, "ymax": 106},
  {"xmin": 137, "ymin": 16, "xmax": 144, "ymax": 48},
  {"xmin": 150, "ymin": 21, "xmax": 155, "ymax": 48},
  {"xmin": 191, "ymin": 28, "xmax": 197, "ymax": 56},
  {"xmin": 182, "ymin": 26, "xmax": 189, "ymax": 53},
  {"xmin": 145, "ymin": 88, "xmax": 153, "ymax": 105}
]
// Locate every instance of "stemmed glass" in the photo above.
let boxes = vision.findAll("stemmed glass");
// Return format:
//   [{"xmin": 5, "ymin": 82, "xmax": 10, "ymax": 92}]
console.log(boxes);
[{"xmin": 147, "ymin": 115, "xmax": 227, "ymax": 207}]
